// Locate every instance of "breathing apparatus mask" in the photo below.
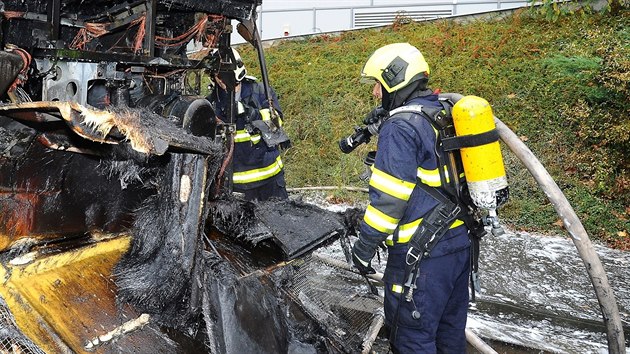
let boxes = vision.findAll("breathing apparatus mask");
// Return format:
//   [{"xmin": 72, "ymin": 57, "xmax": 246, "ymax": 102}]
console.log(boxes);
[{"xmin": 338, "ymin": 106, "xmax": 388, "ymax": 154}]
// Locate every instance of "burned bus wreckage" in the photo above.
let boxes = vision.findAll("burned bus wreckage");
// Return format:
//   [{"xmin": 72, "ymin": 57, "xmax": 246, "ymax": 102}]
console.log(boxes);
[{"xmin": 0, "ymin": 1, "xmax": 380, "ymax": 353}]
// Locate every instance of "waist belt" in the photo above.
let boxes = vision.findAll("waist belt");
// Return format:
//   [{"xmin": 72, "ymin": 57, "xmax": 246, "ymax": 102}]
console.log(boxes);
[{"xmin": 385, "ymin": 218, "xmax": 464, "ymax": 246}]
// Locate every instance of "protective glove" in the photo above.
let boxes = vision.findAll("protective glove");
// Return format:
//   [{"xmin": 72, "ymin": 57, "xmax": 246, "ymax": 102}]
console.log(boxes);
[
  {"xmin": 343, "ymin": 207, "xmax": 364, "ymax": 236},
  {"xmin": 351, "ymin": 238, "xmax": 377, "ymax": 275},
  {"xmin": 237, "ymin": 102, "xmax": 258, "ymax": 124},
  {"xmin": 363, "ymin": 106, "xmax": 388, "ymax": 125}
]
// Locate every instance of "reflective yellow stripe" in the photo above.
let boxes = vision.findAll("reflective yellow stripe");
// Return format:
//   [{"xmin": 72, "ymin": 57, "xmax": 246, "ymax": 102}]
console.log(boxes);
[
  {"xmin": 385, "ymin": 218, "xmax": 465, "ymax": 246},
  {"xmin": 417, "ymin": 166, "xmax": 449, "ymax": 187},
  {"xmin": 234, "ymin": 130, "xmax": 251, "ymax": 143},
  {"xmin": 364, "ymin": 204, "xmax": 399, "ymax": 234},
  {"xmin": 392, "ymin": 284, "xmax": 403, "ymax": 293},
  {"xmin": 260, "ymin": 108, "xmax": 283, "ymax": 126},
  {"xmin": 233, "ymin": 156, "xmax": 283, "ymax": 184},
  {"xmin": 397, "ymin": 218, "xmax": 424, "ymax": 243},
  {"xmin": 260, "ymin": 108, "xmax": 271, "ymax": 121},
  {"xmin": 234, "ymin": 129, "xmax": 261, "ymax": 144},
  {"xmin": 369, "ymin": 168, "xmax": 415, "ymax": 201}
]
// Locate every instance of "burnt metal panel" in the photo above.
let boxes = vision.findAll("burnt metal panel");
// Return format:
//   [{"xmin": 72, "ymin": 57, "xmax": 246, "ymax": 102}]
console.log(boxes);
[
  {"xmin": 0, "ymin": 51, "xmax": 23, "ymax": 94},
  {"xmin": 0, "ymin": 118, "xmax": 150, "ymax": 249},
  {"xmin": 2, "ymin": 0, "xmax": 260, "ymax": 21},
  {"xmin": 211, "ymin": 198, "xmax": 344, "ymax": 260}
]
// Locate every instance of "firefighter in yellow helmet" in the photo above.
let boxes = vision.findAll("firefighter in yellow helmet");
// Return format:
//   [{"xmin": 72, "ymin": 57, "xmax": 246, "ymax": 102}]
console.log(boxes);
[{"xmin": 351, "ymin": 43, "xmax": 471, "ymax": 353}]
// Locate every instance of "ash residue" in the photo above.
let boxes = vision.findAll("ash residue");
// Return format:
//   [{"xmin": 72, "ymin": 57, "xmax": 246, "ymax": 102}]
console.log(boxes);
[
  {"xmin": 103, "ymin": 160, "xmax": 150, "ymax": 190},
  {"xmin": 0, "ymin": 121, "xmax": 35, "ymax": 158}
]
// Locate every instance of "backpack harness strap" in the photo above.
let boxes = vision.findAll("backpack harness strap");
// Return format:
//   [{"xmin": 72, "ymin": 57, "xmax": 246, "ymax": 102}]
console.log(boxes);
[
  {"xmin": 388, "ymin": 103, "xmax": 486, "ymax": 303},
  {"xmin": 402, "ymin": 184, "xmax": 462, "ymax": 302},
  {"xmin": 388, "ymin": 105, "xmax": 465, "ymax": 302},
  {"xmin": 442, "ymin": 130, "xmax": 500, "ymax": 151}
]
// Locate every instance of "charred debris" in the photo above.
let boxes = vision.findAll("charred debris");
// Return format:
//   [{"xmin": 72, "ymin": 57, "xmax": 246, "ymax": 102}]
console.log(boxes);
[{"xmin": 0, "ymin": 1, "xmax": 371, "ymax": 353}]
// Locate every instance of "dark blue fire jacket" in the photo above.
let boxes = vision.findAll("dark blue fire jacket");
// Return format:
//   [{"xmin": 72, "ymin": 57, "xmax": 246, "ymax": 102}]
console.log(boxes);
[
  {"xmin": 358, "ymin": 94, "xmax": 471, "ymax": 352},
  {"xmin": 358, "ymin": 94, "xmax": 470, "ymax": 254},
  {"xmin": 207, "ymin": 77, "xmax": 285, "ymax": 191}
]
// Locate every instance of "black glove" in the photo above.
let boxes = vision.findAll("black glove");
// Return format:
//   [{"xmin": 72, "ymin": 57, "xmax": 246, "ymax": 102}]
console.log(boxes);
[
  {"xmin": 343, "ymin": 207, "xmax": 365, "ymax": 236},
  {"xmin": 351, "ymin": 239, "xmax": 377, "ymax": 275},
  {"xmin": 237, "ymin": 101, "xmax": 258, "ymax": 123},
  {"xmin": 363, "ymin": 106, "xmax": 388, "ymax": 125}
]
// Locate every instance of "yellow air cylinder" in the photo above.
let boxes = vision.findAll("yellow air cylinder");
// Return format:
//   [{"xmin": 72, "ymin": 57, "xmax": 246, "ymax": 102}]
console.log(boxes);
[{"xmin": 452, "ymin": 95, "xmax": 508, "ymax": 210}]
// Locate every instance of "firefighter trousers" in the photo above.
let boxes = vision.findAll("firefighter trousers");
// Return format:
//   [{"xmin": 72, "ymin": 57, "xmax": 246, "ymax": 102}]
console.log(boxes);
[{"xmin": 384, "ymin": 246, "xmax": 470, "ymax": 353}]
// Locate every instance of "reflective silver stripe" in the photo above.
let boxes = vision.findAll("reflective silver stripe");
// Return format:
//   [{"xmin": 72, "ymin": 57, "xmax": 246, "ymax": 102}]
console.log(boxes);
[
  {"xmin": 355, "ymin": 256, "xmax": 370, "ymax": 267},
  {"xmin": 367, "ymin": 192, "xmax": 409, "ymax": 220},
  {"xmin": 389, "ymin": 104, "xmax": 424, "ymax": 116},
  {"xmin": 392, "ymin": 284, "xmax": 404, "ymax": 293}
]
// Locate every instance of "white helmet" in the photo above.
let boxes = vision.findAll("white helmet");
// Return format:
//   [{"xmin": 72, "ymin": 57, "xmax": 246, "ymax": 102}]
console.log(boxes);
[
  {"xmin": 229, "ymin": 48, "xmax": 247, "ymax": 82},
  {"xmin": 211, "ymin": 47, "xmax": 247, "ymax": 83}
]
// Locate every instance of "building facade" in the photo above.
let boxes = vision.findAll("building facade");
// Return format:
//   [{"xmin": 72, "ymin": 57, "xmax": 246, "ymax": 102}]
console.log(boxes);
[{"xmin": 251, "ymin": 0, "xmax": 529, "ymax": 41}]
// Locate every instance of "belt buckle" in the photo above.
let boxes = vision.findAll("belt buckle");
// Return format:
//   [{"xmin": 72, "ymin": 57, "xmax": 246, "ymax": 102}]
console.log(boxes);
[
  {"xmin": 406, "ymin": 247, "xmax": 421, "ymax": 266},
  {"xmin": 451, "ymin": 205, "xmax": 462, "ymax": 218}
]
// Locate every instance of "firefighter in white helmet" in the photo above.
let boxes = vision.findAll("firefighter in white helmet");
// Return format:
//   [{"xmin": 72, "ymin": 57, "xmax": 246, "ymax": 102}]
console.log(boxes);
[
  {"xmin": 207, "ymin": 47, "xmax": 288, "ymax": 201},
  {"xmin": 351, "ymin": 43, "xmax": 470, "ymax": 353}
]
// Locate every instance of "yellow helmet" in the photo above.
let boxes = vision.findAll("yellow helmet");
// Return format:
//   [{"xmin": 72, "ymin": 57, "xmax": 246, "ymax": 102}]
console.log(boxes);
[{"xmin": 361, "ymin": 43, "xmax": 430, "ymax": 93}]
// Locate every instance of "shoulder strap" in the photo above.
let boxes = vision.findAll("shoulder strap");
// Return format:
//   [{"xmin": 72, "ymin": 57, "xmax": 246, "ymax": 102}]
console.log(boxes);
[
  {"xmin": 388, "ymin": 103, "xmax": 458, "ymax": 202},
  {"xmin": 388, "ymin": 104, "xmax": 424, "ymax": 117},
  {"xmin": 389, "ymin": 103, "xmax": 451, "ymax": 131}
]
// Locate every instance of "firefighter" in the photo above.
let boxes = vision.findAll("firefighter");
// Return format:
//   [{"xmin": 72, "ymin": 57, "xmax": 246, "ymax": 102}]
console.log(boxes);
[
  {"xmin": 207, "ymin": 48, "xmax": 288, "ymax": 201},
  {"xmin": 351, "ymin": 43, "xmax": 471, "ymax": 353}
]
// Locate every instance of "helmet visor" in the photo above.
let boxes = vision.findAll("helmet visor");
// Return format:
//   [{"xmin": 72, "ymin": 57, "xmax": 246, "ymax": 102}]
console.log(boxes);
[{"xmin": 360, "ymin": 76, "xmax": 376, "ymax": 84}]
